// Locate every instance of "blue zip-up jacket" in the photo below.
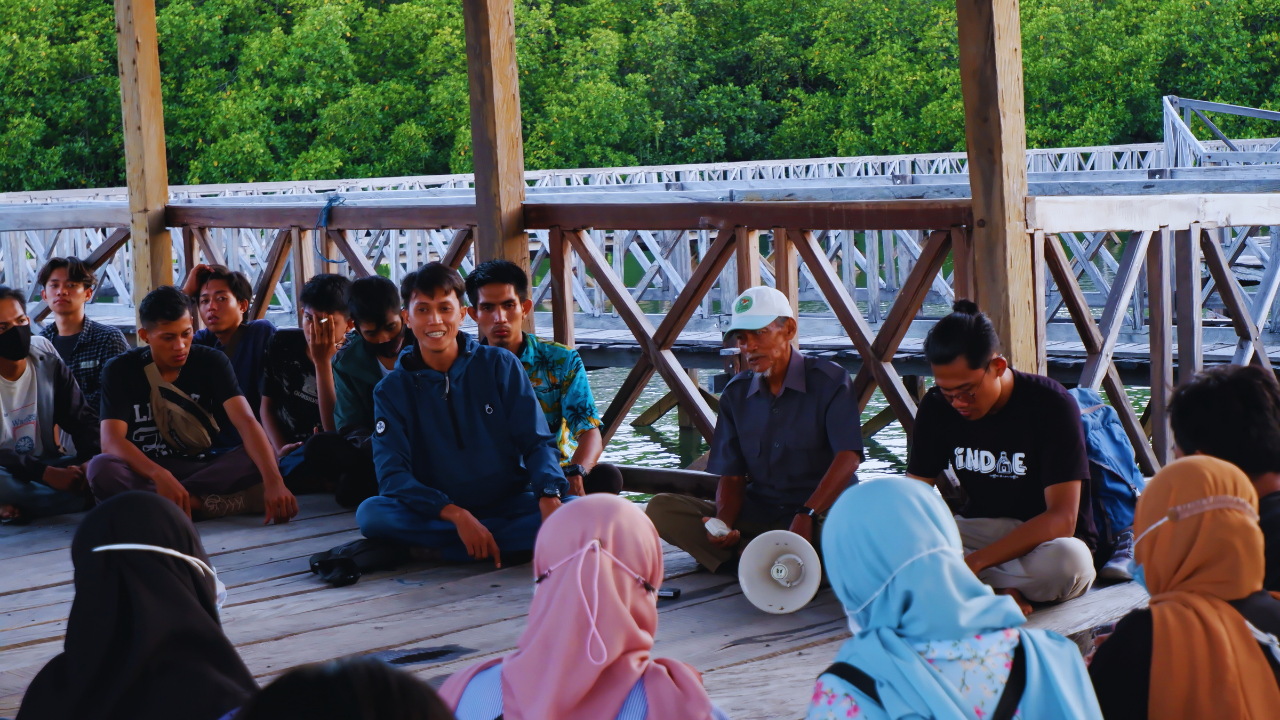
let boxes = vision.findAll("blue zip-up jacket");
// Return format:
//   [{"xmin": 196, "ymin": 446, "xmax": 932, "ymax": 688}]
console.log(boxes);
[{"xmin": 371, "ymin": 331, "xmax": 568, "ymax": 519}]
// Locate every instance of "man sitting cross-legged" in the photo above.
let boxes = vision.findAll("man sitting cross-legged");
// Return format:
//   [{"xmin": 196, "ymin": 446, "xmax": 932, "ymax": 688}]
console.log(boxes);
[
  {"xmin": 356, "ymin": 263, "xmax": 569, "ymax": 567},
  {"xmin": 646, "ymin": 287, "xmax": 863, "ymax": 574},
  {"xmin": 907, "ymin": 300, "xmax": 1095, "ymax": 614},
  {"xmin": 1169, "ymin": 364, "xmax": 1280, "ymax": 591},
  {"xmin": 464, "ymin": 259, "xmax": 622, "ymax": 496},
  {"xmin": 87, "ymin": 286, "xmax": 298, "ymax": 524},
  {"xmin": 182, "ymin": 264, "xmax": 276, "ymax": 447},
  {"xmin": 0, "ymin": 286, "xmax": 99, "ymax": 522},
  {"xmin": 261, "ymin": 273, "xmax": 378, "ymax": 504}
]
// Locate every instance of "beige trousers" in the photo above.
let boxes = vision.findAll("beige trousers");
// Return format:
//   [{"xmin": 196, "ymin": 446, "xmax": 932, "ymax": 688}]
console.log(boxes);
[
  {"xmin": 954, "ymin": 515, "xmax": 1095, "ymax": 603},
  {"xmin": 645, "ymin": 494, "xmax": 816, "ymax": 573}
]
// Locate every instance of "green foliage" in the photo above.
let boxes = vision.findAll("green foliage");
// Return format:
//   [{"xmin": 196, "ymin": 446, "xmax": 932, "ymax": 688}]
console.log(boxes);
[{"xmin": 2, "ymin": 0, "xmax": 1279, "ymax": 192}]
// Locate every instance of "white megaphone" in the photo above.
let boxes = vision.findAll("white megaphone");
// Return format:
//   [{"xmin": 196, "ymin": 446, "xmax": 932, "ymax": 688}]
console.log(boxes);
[{"xmin": 707, "ymin": 519, "xmax": 821, "ymax": 614}]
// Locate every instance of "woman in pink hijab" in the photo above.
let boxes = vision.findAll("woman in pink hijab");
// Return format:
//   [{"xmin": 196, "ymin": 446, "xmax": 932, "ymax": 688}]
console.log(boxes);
[{"xmin": 440, "ymin": 494, "xmax": 731, "ymax": 720}]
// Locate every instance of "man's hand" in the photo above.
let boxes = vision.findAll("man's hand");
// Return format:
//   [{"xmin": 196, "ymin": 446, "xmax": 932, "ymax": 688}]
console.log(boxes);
[
  {"xmin": 276, "ymin": 441, "xmax": 303, "ymax": 460},
  {"xmin": 42, "ymin": 465, "xmax": 85, "ymax": 493},
  {"xmin": 305, "ymin": 312, "xmax": 341, "ymax": 365},
  {"xmin": 964, "ymin": 550, "xmax": 989, "ymax": 576},
  {"xmin": 442, "ymin": 504, "xmax": 502, "ymax": 567},
  {"xmin": 788, "ymin": 513, "xmax": 814, "ymax": 543},
  {"xmin": 703, "ymin": 517, "xmax": 741, "ymax": 549},
  {"xmin": 263, "ymin": 484, "xmax": 298, "ymax": 525},
  {"xmin": 539, "ymin": 496, "xmax": 562, "ymax": 521},
  {"xmin": 153, "ymin": 470, "xmax": 191, "ymax": 518},
  {"xmin": 181, "ymin": 263, "xmax": 210, "ymax": 296}
]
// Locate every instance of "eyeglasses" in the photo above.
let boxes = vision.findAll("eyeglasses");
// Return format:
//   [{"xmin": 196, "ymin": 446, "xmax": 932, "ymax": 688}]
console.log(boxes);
[{"xmin": 935, "ymin": 358, "xmax": 1001, "ymax": 406}]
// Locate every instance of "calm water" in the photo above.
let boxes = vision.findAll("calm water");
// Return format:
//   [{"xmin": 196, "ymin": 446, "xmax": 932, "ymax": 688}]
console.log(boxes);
[{"xmin": 591, "ymin": 366, "xmax": 1154, "ymax": 476}]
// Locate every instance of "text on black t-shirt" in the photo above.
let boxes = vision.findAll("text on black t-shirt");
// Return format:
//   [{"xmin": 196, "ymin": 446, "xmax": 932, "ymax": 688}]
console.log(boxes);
[
  {"xmin": 907, "ymin": 370, "xmax": 1090, "ymax": 521},
  {"xmin": 99, "ymin": 345, "xmax": 243, "ymax": 459}
]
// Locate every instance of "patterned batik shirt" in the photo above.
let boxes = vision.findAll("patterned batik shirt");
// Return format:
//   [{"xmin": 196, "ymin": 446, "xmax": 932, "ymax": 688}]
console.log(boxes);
[
  {"xmin": 517, "ymin": 333, "xmax": 602, "ymax": 465},
  {"xmin": 39, "ymin": 317, "xmax": 129, "ymax": 415}
]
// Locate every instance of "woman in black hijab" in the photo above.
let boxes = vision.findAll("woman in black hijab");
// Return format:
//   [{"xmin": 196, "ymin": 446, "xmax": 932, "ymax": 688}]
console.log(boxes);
[{"xmin": 18, "ymin": 491, "xmax": 258, "ymax": 720}]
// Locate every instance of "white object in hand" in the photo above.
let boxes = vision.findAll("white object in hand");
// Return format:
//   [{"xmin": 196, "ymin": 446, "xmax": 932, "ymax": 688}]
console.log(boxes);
[{"xmin": 705, "ymin": 518, "xmax": 731, "ymax": 538}]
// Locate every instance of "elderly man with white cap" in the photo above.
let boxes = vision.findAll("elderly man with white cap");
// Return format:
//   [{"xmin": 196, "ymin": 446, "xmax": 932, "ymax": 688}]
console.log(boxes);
[{"xmin": 645, "ymin": 286, "xmax": 864, "ymax": 574}]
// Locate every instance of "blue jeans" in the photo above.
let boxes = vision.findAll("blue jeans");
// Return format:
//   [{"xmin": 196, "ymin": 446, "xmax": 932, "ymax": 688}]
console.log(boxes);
[
  {"xmin": 356, "ymin": 491, "xmax": 571, "ymax": 562},
  {"xmin": 0, "ymin": 461, "xmax": 91, "ymax": 519}
]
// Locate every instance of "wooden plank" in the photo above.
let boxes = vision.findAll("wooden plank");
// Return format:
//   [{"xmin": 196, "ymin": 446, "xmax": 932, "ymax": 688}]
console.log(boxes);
[
  {"xmin": 951, "ymin": 225, "xmax": 974, "ymax": 301},
  {"xmin": 194, "ymin": 226, "xmax": 225, "ymax": 267},
  {"xmin": 290, "ymin": 227, "xmax": 316, "ymax": 326},
  {"xmin": 773, "ymin": 228, "xmax": 800, "ymax": 349},
  {"xmin": 1078, "ymin": 230, "xmax": 1152, "ymax": 389},
  {"xmin": 1025, "ymin": 193, "xmax": 1280, "ymax": 234},
  {"xmin": 169, "ymin": 204, "xmax": 481, "ymax": 231},
  {"xmin": 1174, "ymin": 226, "xmax": 1202, "ymax": 385},
  {"xmin": 791, "ymin": 230, "xmax": 919, "ymax": 437},
  {"xmin": 249, "ymin": 227, "xmax": 293, "ymax": 321},
  {"xmin": 1025, "ymin": 582, "xmax": 1149, "ymax": 653},
  {"xmin": 1034, "ymin": 230, "xmax": 1047, "ymax": 374},
  {"xmin": 462, "ymin": 0, "xmax": 530, "ymax": 335},
  {"xmin": 442, "ymin": 227, "xmax": 473, "ymax": 270},
  {"xmin": 956, "ymin": 0, "xmax": 1033, "ymax": 371},
  {"xmin": 631, "ymin": 391, "xmax": 680, "ymax": 427},
  {"xmin": 600, "ymin": 357, "xmax": 655, "ymax": 444},
  {"xmin": 568, "ymin": 231, "xmax": 716, "ymax": 439},
  {"xmin": 1149, "ymin": 227, "xmax": 1175, "ymax": 464},
  {"xmin": 703, "ymin": 637, "xmax": 846, "ymax": 720},
  {"xmin": 1200, "ymin": 228, "xmax": 1272, "ymax": 369},
  {"xmin": 115, "ymin": 0, "xmax": 171, "ymax": 307},
  {"xmin": 548, "ymin": 227, "xmax": 574, "ymax": 347},
  {"xmin": 0, "ymin": 204, "xmax": 131, "ymax": 232},
  {"xmin": 849, "ymin": 229, "xmax": 951, "ymax": 408},
  {"xmin": 524, "ymin": 199, "xmax": 974, "ymax": 232},
  {"xmin": 325, "ymin": 229, "xmax": 375, "ymax": 278},
  {"xmin": 735, "ymin": 228, "xmax": 761, "ymax": 294}
]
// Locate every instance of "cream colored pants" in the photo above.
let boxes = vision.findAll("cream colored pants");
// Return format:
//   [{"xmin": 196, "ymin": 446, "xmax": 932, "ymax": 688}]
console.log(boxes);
[{"xmin": 954, "ymin": 515, "xmax": 1095, "ymax": 603}]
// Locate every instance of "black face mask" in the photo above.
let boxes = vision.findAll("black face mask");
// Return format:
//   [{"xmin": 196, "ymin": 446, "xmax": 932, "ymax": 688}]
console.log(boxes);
[
  {"xmin": 0, "ymin": 324, "xmax": 32, "ymax": 361},
  {"xmin": 371, "ymin": 326, "xmax": 406, "ymax": 358}
]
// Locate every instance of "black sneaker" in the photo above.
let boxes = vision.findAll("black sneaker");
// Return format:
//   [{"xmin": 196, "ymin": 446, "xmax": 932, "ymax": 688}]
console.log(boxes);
[{"xmin": 1099, "ymin": 529, "xmax": 1134, "ymax": 581}]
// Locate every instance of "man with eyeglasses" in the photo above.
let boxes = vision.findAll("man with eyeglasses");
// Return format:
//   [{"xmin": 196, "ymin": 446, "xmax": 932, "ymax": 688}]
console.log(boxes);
[
  {"xmin": 907, "ymin": 300, "xmax": 1095, "ymax": 614},
  {"xmin": 37, "ymin": 257, "xmax": 129, "ymax": 414}
]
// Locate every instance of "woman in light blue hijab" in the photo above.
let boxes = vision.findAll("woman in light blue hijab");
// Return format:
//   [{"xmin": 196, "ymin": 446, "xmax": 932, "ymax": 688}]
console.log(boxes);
[{"xmin": 805, "ymin": 478, "xmax": 1101, "ymax": 720}]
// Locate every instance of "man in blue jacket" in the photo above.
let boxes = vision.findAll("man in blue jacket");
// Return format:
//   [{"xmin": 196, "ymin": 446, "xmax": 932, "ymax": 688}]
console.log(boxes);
[{"xmin": 356, "ymin": 262, "xmax": 569, "ymax": 567}]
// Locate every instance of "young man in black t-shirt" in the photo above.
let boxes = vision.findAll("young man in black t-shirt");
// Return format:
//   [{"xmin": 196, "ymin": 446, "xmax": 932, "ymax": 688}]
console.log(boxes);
[
  {"xmin": 262, "ymin": 274, "xmax": 376, "ymax": 502},
  {"xmin": 87, "ymin": 286, "xmax": 298, "ymax": 524},
  {"xmin": 907, "ymin": 301, "xmax": 1095, "ymax": 613},
  {"xmin": 1169, "ymin": 365, "xmax": 1280, "ymax": 591}
]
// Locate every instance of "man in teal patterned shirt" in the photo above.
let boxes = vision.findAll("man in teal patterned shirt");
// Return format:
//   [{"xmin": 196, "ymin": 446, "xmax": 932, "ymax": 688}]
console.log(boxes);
[{"xmin": 465, "ymin": 260, "xmax": 623, "ymax": 495}]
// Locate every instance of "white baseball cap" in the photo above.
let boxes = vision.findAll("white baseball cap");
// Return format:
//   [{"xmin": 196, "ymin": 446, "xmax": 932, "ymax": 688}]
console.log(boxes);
[{"xmin": 725, "ymin": 286, "xmax": 794, "ymax": 336}]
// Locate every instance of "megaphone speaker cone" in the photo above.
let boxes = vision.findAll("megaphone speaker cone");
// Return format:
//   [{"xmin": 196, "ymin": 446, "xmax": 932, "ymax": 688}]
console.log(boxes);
[{"xmin": 738, "ymin": 530, "xmax": 822, "ymax": 615}]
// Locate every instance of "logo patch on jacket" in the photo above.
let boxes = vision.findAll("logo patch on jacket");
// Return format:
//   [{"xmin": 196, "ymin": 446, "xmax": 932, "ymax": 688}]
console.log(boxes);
[{"xmin": 375, "ymin": 418, "xmax": 388, "ymax": 436}]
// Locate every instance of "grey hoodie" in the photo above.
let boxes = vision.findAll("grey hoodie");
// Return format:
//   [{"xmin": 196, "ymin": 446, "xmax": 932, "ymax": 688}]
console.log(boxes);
[{"xmin": 0, "ymin": 336, "xmax": 100, "ymax": 481}]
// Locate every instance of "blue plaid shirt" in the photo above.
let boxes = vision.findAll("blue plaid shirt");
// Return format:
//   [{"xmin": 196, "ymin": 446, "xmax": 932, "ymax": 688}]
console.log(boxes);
[{"xmin": 39, "ymin": 317, "xmax": 129, "ymax": 415}]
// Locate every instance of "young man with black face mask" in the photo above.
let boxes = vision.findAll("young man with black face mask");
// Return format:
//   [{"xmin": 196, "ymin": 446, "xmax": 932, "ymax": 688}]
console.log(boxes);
[
  {"xmin": 332, "ymin": 276, "xmax": 414, "ymax": 437},
  {"xmin": 0, "ymin": 287, "xmax": 99, "ymax": 522}
]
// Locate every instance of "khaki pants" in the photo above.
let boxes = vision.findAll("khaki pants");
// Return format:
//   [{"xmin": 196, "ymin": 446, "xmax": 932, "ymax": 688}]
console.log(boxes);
[
  {"xmin": 954, "ymin": 515, "xmax": 1095, "ymax": 603},
  {"xmin": 645, "ymin": 494, "xmax": 820, "ymax": 573}
]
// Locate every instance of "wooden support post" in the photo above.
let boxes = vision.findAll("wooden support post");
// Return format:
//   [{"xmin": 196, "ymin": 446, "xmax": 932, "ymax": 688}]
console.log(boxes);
[
  {"xmin": 193, "ymin": 227, "xmax": 225, "ymax": 267},
  {"xmin": 1148, "ymin": 227, "xmax": 1175, "ymax": 465},
  {"xmin": 548, "ymin": 228, "xmax": 574, "ymax": 348},
  {"xmin": 326, "ymin": 229, "xmax": 375, "ymax": 278},
  {"xmin": 865, "ymin": 230, "xmax": 880, "ymax": 323},
  {"xmin": 677, "ymin": 368, "xmax": 698, "ymax": 430},
  {"xmin": 1174, "ymin": 225, "xmax": 1202, "ymax": 385},
  {"xmin": 735, "ymin": 228, "xmax": 761, "ymax": 295},
  {"xmin": 443, "ymin": 227, "xmax": 475, "ymax": 270},
  {"xmin": 115, "ymin": 0, "xmax": 171, "ymax": 312},
  {"xmin": 250, "ymin": 228, "xmax": 293, "ymax": 321},
  {"xmin": 956, "ymin": 0, "xmax": 1034, "ymax": 370},
  {"xmin": 773, "ymin": 228, "xmax": 800, "ymax": 349},
  {"xmin": 1033, "ymin": 230, "xmax": 1047, "ymax": 374},
  {"xmin": 951, "ymin": 225, "xmax": 975, "ymax": 301},
  {"xmin": 291, "ymin": 228, "xmax": 317, "ymax": 326},
  {"xmin": 462, "ymin": 0, "xmax": 531, "ymax": 333}
]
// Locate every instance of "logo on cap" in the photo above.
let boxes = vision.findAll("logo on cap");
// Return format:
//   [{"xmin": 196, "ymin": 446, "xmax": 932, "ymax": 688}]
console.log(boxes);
[{"xmin": 734, "ymin": 296, "xmax": 753, "ymax": 314}]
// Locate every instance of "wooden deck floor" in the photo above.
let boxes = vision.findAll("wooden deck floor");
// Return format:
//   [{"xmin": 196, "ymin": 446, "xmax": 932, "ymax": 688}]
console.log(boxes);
[{"xmin": 0, "ymin": 495, "xmax": 1149, "ymax": 719}]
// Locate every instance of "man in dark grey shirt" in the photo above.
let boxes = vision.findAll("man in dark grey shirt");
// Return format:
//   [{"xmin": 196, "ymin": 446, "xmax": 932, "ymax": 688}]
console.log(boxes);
[{"xmin": 646, "ymin": 287, "xmax": 863, "ymax": 573}]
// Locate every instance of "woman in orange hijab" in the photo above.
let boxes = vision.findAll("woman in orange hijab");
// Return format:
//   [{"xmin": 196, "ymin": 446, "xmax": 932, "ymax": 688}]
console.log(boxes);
[{"xmin": 1089, "ymin": 455, "xmax": 1280, "ymax": 718}]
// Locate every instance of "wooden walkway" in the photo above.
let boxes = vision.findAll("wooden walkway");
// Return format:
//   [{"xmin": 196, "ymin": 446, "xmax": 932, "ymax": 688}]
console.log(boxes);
[{"xmin": 0, "ymin": 495, "xmax": 1148, "ymax": 719}]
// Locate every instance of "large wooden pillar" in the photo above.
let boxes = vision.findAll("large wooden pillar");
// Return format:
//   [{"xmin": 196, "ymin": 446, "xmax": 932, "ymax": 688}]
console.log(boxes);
[
  {"xmin": 463, "ymin": 0, "xmax": 533, "ymax": 332},
  {"xmin": 115, "ymin": 0, "xmax": 171, "ymax": 311},
  {"xmin": 956, "ymin": 0, "xmax": 1035, "ymax": 370}
]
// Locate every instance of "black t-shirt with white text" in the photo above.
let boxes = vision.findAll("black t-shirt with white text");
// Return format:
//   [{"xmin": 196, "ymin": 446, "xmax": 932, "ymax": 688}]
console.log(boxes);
[
  {"xmin": 100, "ymin": 345, "xmax": 243, "ymax": 459},
  {"xmin": 907, "ymin": 370, "xmax": 1090, "ymax": 522},
  {"xmin": 261, "ymin": 329, "xmax": 321, "ymax": 444}
]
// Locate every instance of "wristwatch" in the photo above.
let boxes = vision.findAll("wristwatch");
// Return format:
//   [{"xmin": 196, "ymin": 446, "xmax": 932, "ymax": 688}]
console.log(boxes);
[
  {"xmin": 536, "ymin": 487, "xmax": 563, "ymax": 501},
  {"xmin": 563, "ymin": 463, "xmax": 587, "ymax": 478},
  {"xmin": 796, "ymin": 506, "xmax": 818, "ymax": 518}
]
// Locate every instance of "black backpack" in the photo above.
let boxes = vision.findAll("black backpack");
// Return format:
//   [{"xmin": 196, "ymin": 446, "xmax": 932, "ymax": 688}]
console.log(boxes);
[
  {"xmin": 819, "ymin": 640, "xmax": 1026, "ymax": 719},
  {"xmin": 308, "ymin": 538, "xmax": 410, "ymax": 587}
]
